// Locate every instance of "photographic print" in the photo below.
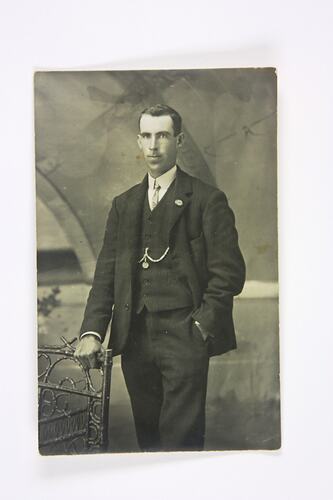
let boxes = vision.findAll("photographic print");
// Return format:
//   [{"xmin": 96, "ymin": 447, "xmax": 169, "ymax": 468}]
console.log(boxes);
[{"xmin": 35, "ymin": 68, "xmax": 279, "ymax": 454}]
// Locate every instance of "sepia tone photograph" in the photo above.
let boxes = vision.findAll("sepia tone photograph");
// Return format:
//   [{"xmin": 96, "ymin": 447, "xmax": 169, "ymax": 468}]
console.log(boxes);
[{"xmin": 35, "ymin": 68, "xmax": 279, "ymax": 454}]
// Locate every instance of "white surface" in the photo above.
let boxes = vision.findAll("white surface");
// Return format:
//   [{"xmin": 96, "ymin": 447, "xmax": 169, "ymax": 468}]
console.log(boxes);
[{"xmin": 1, "ymin": 1, "xmax": 332, "ymax": 499}]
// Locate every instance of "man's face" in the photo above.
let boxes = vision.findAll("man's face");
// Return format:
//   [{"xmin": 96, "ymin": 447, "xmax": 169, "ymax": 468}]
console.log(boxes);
[{"xmin": 137, "ymin": 114, "xmax": 183, "ymax": 178}]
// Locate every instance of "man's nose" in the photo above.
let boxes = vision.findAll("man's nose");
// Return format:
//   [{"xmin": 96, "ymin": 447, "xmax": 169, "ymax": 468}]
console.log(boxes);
[{"xmin": 149, "ymin": 136, "xmax": 157, "ymax": 150}]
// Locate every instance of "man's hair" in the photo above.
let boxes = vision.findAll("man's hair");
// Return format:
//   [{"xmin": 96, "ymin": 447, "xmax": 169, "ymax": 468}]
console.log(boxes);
[{"xmin": 138, "ymin": 104, "xmax": 182, "ymax": 136}]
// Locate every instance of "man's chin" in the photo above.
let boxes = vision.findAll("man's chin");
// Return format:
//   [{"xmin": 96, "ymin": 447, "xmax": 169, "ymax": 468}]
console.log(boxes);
[
  {"xmin": 147, "ymin": 164, "xmax": 174, "ymax": 178},
  {"xmin": 146, "ymin": 160, "xmax": 162, "ymax": 169}
]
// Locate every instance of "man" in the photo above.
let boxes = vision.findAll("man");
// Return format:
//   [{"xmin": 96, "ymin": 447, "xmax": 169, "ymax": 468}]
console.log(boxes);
[{"xmin": 75, "ymin": 104, "xmax": 245, "ymax": 451}]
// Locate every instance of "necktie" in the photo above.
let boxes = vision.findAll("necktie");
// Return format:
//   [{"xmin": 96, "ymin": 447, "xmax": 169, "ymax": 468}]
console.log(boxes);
[{"xmin": 151, "ymin": 180, "xmax": 161, "ymax": 210}]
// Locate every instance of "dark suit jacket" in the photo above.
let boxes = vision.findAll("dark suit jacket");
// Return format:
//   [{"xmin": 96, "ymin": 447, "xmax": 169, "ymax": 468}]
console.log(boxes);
[{"xmin": 80, "ymin": 167, "xmax": 246, "ymax": 357}]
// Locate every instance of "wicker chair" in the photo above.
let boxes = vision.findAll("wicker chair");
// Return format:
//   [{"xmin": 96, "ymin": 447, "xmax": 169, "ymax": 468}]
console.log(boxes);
[{"xmin": 38, "ymin": 337, "xmax": 112, "ymax": 455}]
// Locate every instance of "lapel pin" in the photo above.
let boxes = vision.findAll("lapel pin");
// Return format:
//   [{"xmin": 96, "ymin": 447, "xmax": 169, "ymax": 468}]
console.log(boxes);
[{"xmin": 175, "ymin": 199, "xmax": 183, "ymax": 207}]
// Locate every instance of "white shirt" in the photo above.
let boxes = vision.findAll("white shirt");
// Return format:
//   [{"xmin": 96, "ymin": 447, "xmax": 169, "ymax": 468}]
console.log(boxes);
[{"xmin": 147, "ymin": 165, "xmax": 177, "ymax": 210}]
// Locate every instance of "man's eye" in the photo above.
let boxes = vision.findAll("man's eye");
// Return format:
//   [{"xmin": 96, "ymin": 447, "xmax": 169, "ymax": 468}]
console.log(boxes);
[{"xmin": 159, "ymin": 133, "xmax": 168, "ymax": 139}]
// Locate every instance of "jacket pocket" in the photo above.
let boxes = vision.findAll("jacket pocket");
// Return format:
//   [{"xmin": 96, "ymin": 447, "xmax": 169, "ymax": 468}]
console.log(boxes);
[
  {"xmin": 189, "ymin": 233, "xmax": 207, "ymax": 281},
  {"xmin": 189, "ymin": 232, "xmax": 205, "ymax": 255},
  {"xmin": 191, "ymin": 319, "xmax": 209, "ymax": 350}
]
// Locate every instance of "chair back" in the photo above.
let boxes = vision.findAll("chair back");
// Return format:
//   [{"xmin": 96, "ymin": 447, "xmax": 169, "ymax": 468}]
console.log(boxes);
[{"xmin": 38, "ymin": 336, "xmax": 112, "ymax": 455}]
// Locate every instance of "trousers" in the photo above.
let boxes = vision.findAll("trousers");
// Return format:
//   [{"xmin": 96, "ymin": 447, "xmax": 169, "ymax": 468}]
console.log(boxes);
[{"xmin": 121, "ymin": 307, "xmax": 210, "ymax": 451}]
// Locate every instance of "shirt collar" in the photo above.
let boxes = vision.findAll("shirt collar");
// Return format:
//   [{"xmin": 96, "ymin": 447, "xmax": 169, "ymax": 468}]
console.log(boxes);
[{"xmin": 148, "ymin": 165, "xmax": 177, "ymax": 190}]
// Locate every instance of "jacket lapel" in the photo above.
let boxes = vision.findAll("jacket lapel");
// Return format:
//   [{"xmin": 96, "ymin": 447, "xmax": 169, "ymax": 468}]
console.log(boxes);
[
  {"xmin": 119, "ymin": 174, "xmax": 147, "ymax": 256},
  {"xmin": 168, "ymin": 167, "xmax": 193, "ymax": 236}
]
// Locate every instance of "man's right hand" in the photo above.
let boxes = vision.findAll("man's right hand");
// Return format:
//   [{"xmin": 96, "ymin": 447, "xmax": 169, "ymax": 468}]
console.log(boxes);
[{"xmin": 74, "ymin": 335, "xmax": 104, "ymax": 370}]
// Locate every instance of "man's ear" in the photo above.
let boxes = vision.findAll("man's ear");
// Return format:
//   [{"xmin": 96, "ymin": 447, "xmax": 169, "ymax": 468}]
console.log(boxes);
[
  {"xmin": 176, "ymin": 132, "xmax": 184, "ymax": 147},
  {"xmin": 137, "ymin": 134, "xmax": 143, "ymax": 150}
]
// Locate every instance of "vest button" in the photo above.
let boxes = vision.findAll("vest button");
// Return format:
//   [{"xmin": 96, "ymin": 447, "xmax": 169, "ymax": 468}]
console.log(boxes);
[
  {"xmin": 162, "ymin": 329, "xmax": 168, "ymax": 335},
  {"xmin": 124, "ymin": 304, "xmax": 130, "ymax": 311}
]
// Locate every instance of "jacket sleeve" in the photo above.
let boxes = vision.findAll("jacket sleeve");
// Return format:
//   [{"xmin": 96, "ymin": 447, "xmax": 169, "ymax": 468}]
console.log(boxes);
[
  {"xmin": 192, "ymin": 190, "xmax": 245, "ymax": 337},
  {"xmin": 79, "ymin": 198, "xmax": 119, "ymax": 341}
]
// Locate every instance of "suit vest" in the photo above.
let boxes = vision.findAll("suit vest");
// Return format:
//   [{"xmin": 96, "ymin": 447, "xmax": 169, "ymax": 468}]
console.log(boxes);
[{"xmin": 134, "ymin": 182, "xmax": 193, "ymax": 313}]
